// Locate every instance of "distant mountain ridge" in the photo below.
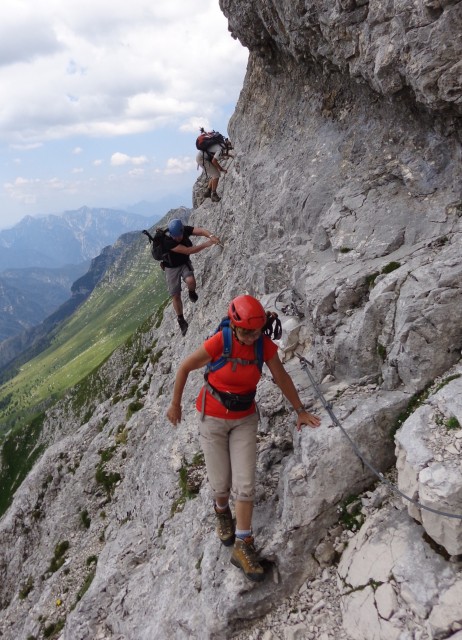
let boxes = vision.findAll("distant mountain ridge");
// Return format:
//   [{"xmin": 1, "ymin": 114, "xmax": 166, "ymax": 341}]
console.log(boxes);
[
  {"xmin": 0, "ymin": 206, "xmax": 191, "ymax": 379},
  {"xmin": 0, "ymin": 236, "xmax": 133, "ymax": 374},
  {"xmin": 0, "ymin": 206, "xmax": 162, "ymax": 345},
  {"xmin": 0, "ymin": 263, "xmax": 89, "ymax": 343},
  {"xmin": 0, "ymin": 206, "xmax": 158, "ymax": 270}
]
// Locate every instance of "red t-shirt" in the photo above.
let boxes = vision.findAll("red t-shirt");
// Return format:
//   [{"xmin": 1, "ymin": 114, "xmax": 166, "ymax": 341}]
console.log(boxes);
[{"xmin": 195, "ymin": 332, "xmax": 278, "ymax": 419}]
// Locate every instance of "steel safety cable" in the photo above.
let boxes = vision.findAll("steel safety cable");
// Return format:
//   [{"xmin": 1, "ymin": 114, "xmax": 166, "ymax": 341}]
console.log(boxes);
[{"xmin": 296, "ymin": 354, "xmax": 462, "ymax": 521}]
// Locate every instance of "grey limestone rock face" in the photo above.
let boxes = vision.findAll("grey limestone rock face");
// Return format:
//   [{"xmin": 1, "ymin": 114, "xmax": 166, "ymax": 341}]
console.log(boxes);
[
  {"xmin": 395, "ymin": 369, "xmax": 462, "ymax": 554},
  {"xmin": 220, "ymin": 0, "xmax": 462, "ymax": 114},
  {"xmin": 337, "ymin": 506, "xmax": 462, "ymax": 640}
]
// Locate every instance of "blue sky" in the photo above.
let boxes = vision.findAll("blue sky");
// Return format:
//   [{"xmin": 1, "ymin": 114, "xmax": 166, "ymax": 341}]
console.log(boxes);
[{"xmin": 0, "ymin": 0, "xmax": 248, "ymax": 230}]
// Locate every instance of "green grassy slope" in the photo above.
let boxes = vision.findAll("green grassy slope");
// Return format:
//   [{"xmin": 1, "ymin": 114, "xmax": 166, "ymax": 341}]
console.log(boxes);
[{"xmin": 0, "ymin": 232, "xmax": 167, "ymax": 438}]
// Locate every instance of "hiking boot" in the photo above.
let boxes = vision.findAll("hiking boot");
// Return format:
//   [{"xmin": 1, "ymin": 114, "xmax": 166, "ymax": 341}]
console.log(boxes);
[
  {"xmin": 203, "ymin": 189, "xmax": 211, "ymax": 198},
  {"xmin": 230, "ymin": 536, "xmax": 264, "ymax": 582},
  {"xmin": 215, "ymin": 506, "xmax": 235, "ymax": 547},
  {"xmin": 188, "ymin": 290, "xmax": 198, "ymax": 303},
  {"xmin": 177, "ymin": 316, "xmax": 188, "ymax": 336},
  {"xmin": 211, "ymin": 192, "xmax": 220, "ymax": 202}
]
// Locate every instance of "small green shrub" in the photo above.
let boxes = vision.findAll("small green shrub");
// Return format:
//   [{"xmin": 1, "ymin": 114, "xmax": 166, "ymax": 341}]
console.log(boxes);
[
  {"xmin": 339, "ymin": 247, "xmax": 352, "ymax": 253},
  {"xmin": 390, "ymin": 383, "xmax": 432, "ymax": 438},
  {"xmin": 95, "ymin": 463, "xmax": 121, "ymax": 497},
  {"xmin": 377, "ymin": 342, "xmax": 386, "ymax": 361},
  {"xmin": 47, "ymin": 540, "xmax": 70, "ymax": 574},
  {"xmin": 115, "ymin": 426, "xmax": 128, "ymax": 445},
  {"xmin": 75, "ymin": 569, "xmax": 96, "ymax": 604},
  {"xmin": 434, "ymin": 374, "xmax": 461, "ymax": 393},
  {"xmin": 446, "ymin": 416, "xmax": 460, "ymax": 430},
  {"xmin": 43, "ymin": 619, "xmax": 65, "ymax": 638},
  {"xmin": 80, "ymin": 509, "xmax": 91, "ymax": 529},
  {"xmin": 339, "ymin": 495, "xmax": 364, "ymax": 531},
  {"xmin": 18, "ymin": 576, "xmax": 34, "ymax": 599},
  {"xmin": 365, "ymin": 272, "xmax": 379, "ymax": 288},
  {"xmin": 99, "ymin": 446, "xmax": 116, "ymax": 463},
  {"xmin": 171, "ymin": 455, "xmax": 204, "ymax": 516},
  {"xmin": 192, "ymin": 452, "xmax": 205, "ymax": 466},
  {"xmin": 150, "ymin": 348, "xmax": 165, "ymax": 366},
  {"xmin": 126, "ymin": 401, "xmax": 143, "ymax": 420},
  {"xmin": 381, "ymin": 261, "xmax": 401, "ymax": 274}
]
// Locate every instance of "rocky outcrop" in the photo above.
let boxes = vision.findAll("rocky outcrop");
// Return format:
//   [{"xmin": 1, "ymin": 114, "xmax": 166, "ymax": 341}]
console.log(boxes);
[
  {"xmin": 221, "ymin": 0, "xmax": 462, "ymax": 115},
  {"xmin": 395, "ymin": 367, "xmax": 462, "ymax": 554},
  {"xmin": 0, "ymin": 1, "xmax": 461, "ymax": 639}
]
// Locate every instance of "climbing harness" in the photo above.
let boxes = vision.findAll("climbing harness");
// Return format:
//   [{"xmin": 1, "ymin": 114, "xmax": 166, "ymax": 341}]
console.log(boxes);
[{"xmin": 296, "ymin": 354, "xmax": 462, "ymax": 521}]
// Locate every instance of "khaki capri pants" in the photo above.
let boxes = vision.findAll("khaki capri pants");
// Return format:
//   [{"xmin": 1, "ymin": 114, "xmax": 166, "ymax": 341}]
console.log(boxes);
[
  {"xmin": 196, "ymin": 151, "xmax": 221, "ymax": 179},
  {"xmin": 199, "ymin": 413, "xmax": 258, "ymax": 502}
]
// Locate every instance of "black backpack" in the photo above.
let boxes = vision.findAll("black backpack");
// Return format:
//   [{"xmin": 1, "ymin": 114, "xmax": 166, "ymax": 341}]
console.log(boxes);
[
  {"xmin": 196, "ymin": 130, "xmax": 226, "ymax": 159},
  {"xmin": 142, "ymin": 229, "xmax": 170, "ymax": 264}
]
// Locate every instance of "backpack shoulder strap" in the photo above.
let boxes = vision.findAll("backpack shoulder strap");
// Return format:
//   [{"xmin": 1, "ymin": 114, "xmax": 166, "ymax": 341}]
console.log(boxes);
[
  {"xmin": 205, "ymin": 321, "xmax": 232, "ymax": 374},
  {"xmin": 254, "ymin": 335, "xmax": 264, "ymax": 373},
  {"xmin": 222, "ymin": 324, "xmax": 232, "ymax": 357}
]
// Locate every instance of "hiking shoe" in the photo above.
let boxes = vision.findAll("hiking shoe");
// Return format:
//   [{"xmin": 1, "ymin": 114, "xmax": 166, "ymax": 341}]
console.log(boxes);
[
  {"xmin": 211, "ymin": 192, "xmax": 220, "ymax": 202},
  {"xmin": 177, "ymin": 316, "xmax": 188, "ymax": 336},
  {"xmin": 188, "ymin": 290, "xmax": 198, "ymax": 303},
  {"xmin": 215, "ymin": 506, "xmax": 235, "ymax": 547},
  {"xmin": 230, "ymin": 536, "xmax": 264, "ymax": 582},
  {"xmin": 203, "ymin": 189, "xmax": 211, "ymax": 198}
]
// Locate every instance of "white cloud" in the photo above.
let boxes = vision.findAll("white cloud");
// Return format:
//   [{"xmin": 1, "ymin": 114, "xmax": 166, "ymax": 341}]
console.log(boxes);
[
  {"xmin": 180, "ymin": 117, "xmax": 212, "ymax": 134},
  {"xmin": 0, "ymin": 0, "xmax": 248, "ymax": 228},
  {"xmin": 110, "ymin": 153, "xmax": 149, "ymax": 167},
  {"xmin": 4, "ymin": 176, "xmax": 55, "ymax": 204},
  {"xmin": 128, "ymin": 168, "xmax": 145, "ymax": 177},
  {"xmin": 0, "ymin": 0, "xmax": 247, "ymax": 145},
  {"xmin": 164, "ymin": 156, "xmax": 197, "ymax": 175}
]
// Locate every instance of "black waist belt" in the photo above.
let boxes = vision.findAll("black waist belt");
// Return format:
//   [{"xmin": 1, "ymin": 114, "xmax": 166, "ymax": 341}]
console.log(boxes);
[{"xmin": 201, "ymin": 380, "xmax": 256, "ymax": 419}]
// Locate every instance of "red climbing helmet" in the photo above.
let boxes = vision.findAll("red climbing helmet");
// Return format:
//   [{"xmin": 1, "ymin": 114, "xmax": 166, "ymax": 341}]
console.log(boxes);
[{"xmin": 228, "ymin": 295, "xmax": 266, "ymax": 330}]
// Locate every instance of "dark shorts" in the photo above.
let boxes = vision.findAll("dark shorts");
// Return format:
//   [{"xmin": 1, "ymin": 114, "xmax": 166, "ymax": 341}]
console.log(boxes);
[{"xmin": 164, "ymin": 262, "xmax": 194, "ymax": 296}]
